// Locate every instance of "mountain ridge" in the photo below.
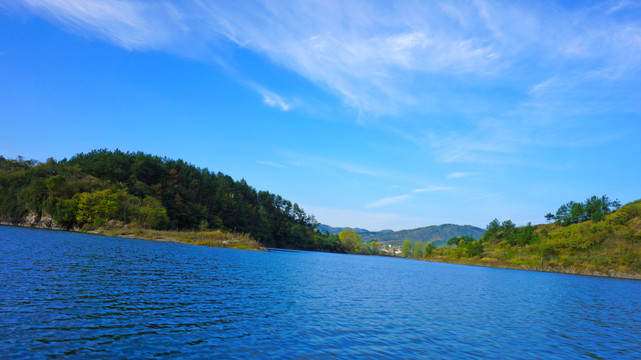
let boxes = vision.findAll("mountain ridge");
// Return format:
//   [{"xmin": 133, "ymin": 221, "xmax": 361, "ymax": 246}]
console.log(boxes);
[{"xmin": 318, "ymin": 223, "xmax": 485, "ymax": 246}]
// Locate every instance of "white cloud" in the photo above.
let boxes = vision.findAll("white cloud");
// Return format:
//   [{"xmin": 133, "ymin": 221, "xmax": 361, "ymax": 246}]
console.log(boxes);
[
  {"xmin": 447, "ymin": 172, "xmax": 475, "ymax": 179},
  {"xmin": 366, "ymin": 185, "xmax": 452, "ymax": 209},
  {"xmin": 258, "ymin": 161, "xmax": 286, "ymax": 168},
  {"xmin": 282, "ymin": 152, "xmax": 390, "ymax": 177},
  {"xmin": 255, "ymin": 87, "xmax": 291, "ymax": 111},
  {"xmin": 14, "ymin": 0, "xmax": 641, "ymax": 116},
  {"xmin": 20, "ymin": 0, "xmax": 181, "ymax": 50},
  {"xmin": 366, "ymin": 194, "xmax": 410, "ymax": 209},
  {"xmin": 412, "ymin": 185, "xmax": 453, "ymax": 193},
  {"xmin": 528, "ymin": 76, "xmax": 558, "ymax": 97}
]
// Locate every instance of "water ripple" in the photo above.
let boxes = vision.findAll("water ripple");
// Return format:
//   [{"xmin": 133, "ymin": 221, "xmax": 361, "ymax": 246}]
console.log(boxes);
[{"xmin": 2, "ymin": 226, "xmax": 641, "ymax": 359}]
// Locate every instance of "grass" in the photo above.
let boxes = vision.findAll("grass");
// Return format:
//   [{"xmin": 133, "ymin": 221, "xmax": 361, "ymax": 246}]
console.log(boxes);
[
  {"xmin": 88, "ymin": 223, "xmax": 266, "ymax": 251},
  {"xmin": 416, "ymin": 200, "xmax": 641, "ymax": 280}
]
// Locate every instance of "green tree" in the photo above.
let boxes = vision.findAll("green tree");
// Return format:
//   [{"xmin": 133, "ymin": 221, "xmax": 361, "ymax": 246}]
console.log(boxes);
[
  {"xmin": 18, "ymin": 179, "xmax": 47, "ymax": 214},
  {"xmin": 591, "ymin": 209, "xmax": 604, "ymax": 222},
  {"xmin": 501, "ymin": 220, "xmax": 515, "ymax": 231},
  {"xmin": 515, "ymin": 222, "xmax": 535, "ymax": 246},
  {"xmin": 0, "ymin": 151, "xmax": 344, "ymax": 252},
  {"xmin": 482, "ymin": 219, "xmax": 502, "ymax": 242},
  {"xmin": 552, "ymin": 195, "xmax": 621, "ymax": 226},
  {"xmin": 424, "ymin": 242, "xmax": 435, "ymax": 256},
  {"xmin": 135, "ymin": 196, "xmax": 169, "ymax": 229},
  {"xmin": 413, "ymin": 240, "xmax": 425, "ymax": 258},
  {"xmin": 464, "ymin": 240, "xmax": 484, "ymax": 257},
  {"xmin": 569, "ymin": 202, "xmax": 585, "ymax": 224},
  {"xmin": 369, "ymin": 241, "xmax": 380, "ymax": 255},
  {"xmin": 401, "ymin": 239, "xmax": 413, "ymax": 258},
  {"xmin": 74, "ymin": 189, "xmax": 118, "ymax": 226},
  {"xmin": 339, "ymin": 229, "xmax": 362, "ymax": 253},
  {"xmin": 448, "ymin": 235, "xmax": 474, "ymax": 246}
]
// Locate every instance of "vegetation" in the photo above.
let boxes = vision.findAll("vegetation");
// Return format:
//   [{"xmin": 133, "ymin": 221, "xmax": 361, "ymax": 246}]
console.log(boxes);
[
  {"xmin": 547, "ymin": 195, "xmax": 621, "ymax": 226},
  {"xmin": 318, "ymin": 224, "xmax": 484, "ymax": 246},
  {"xmin": 0, "ymin": 150, "xmax": 343, "ymax": 251},
  {"xmin": 3, "ymin": 155, "xmax": 639, "ymax": 278},
  {"xmin": 417, "ymin": 196, "xmax": 641, "ymax": 278},
  {"xmin": 338, "ymin": 229, "xmax": 381, "ymax": 255},
  {"xmin": 400, "ymin": 238, "xmax": 436, "ymax": 259},
  {"xmin": 97, "ymin": 226, "xmax": 263, "ymax": 250}
]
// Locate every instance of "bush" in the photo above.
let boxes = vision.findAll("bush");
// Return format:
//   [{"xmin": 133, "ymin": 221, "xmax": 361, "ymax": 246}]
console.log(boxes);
[
  {"xmin": 621, "ymin": 252, "xmax": 641, "ymax": 271},
  {"xmin": 464, "ymin": 240, "xmax": 484, "ymax": 257},
  {"xmin": 610, "ymin": 210, "xmax": 629, "ymax": 225}
]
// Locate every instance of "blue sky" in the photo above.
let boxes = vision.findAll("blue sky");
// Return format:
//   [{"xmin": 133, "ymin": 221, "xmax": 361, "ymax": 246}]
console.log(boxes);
[{"xmin": 1, "ymin": 0, "xmax": 640, "ymax": 230}]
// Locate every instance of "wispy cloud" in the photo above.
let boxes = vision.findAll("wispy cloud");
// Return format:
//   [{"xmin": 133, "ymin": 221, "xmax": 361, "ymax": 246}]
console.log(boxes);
[
  {"xmin": 258, "ymin": 160, "xmax": 286, "ymax": 168},
  {"xmin": 282, "ymin": 152, "xmax": 390, "ymax": 177},
  {"xmin": 19, "ymin": 0, "xmax": 181, "ymax": 50},
  {"xmin": 447, "ymin": 172, "xmax": 475, "ymax": 179},
  {"xmin": 14, "ymin": 0, "xmax": 641, "ymax": 117},
  {"xmin": 528, "ymin": 76, "xmax": 558, "ymax": 97},
  {"xmin": 367, "ymin": 185, "xmax": 453, "ymax": 209},
  {"xmin": 366, "ymin": 195, "xmax": 410, "ymax": 209},
  {"xmin": 254, "ymin": 87, "xmax": 291, "ymax": 111},
  {"xmin": 412, "ymin": 185, "xmax": 454, "ymax": 193}
]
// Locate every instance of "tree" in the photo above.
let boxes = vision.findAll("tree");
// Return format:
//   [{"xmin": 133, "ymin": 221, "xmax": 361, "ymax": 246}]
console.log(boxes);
[
  {"xmin": 501, "ymin": 220, "xmax": 515, "ymax": 231},
  {"xmin": 464, "ymin": 240, "xmax": 484, "ymax": 257},
  {"xmin": 448, "ymin": 235, "xmax": 474, "ymax": 246},
  {"xmin": 0, "ymin": 150, "xmax": 344, "ymax": 252},
  {"xmin": 569, "ymin": 202, "xmax": 585, "ymax": 224},
  {"xmin": 482, "ymin": 219, "xmax": 502, "ymax": 242},
  {"xmin": 552, "ymin": 195, "xmax": 621, "ymax": 226},
  {"xmin": 339, "ymin": 229, "xmax": 362, "ymax": 254},
  {"xmin": 591, "ymin": 209, "xmax": 604, "ymax": 222},
  {"xmin": 424, "ymin": 242, "xmax": 435, "ymax": 256},
  {"xmin": 545, "ymin": 213, "xmax": 555, "ymax": 223},
  {"xmin": 555, "ymin": 202, "xmax": 572, "ymax": 225},
  {"xmin": 413, "ymin": 240, "xmax": 424, "ymax": 258},
  {"xmin": 369, "ymin": 241, "xmax": 380, "ymax": 255},
  {"xmin": 136, "ymin": 196, "xmax": 169, "ymax": 229},
  {"xmin": 515, "ymin": 222, "xmax": 535, "ymax": 246},
  {"xmin": 401, "ymin": 239, "xmax": 413, "ymax": 258},
  {"xmin": 74, "ymin": 189, "xmax": 118, "ymax": 226}
]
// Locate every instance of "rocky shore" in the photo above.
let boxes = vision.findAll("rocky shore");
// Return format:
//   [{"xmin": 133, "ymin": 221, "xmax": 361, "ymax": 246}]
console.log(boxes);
[{"xmin": 0, "ymin": 213, "xmax": 63, "ymax": 230}]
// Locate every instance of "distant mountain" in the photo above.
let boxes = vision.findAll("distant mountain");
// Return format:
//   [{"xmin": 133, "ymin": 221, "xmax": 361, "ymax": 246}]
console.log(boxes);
[{"xmin": 318, "ymin": 224, "xmax": 485, "ymax": 246}]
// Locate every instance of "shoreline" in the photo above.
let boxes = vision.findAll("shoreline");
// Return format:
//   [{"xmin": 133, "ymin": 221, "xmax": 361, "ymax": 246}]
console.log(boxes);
[
  {"xmin": 2, "ymin": 220, "xmax": 640, "ymax": 279},
  {"xmin": 418, "ymin": 256, "xmax": 641, "ymax": 280},
  {"xmin": 0, "ymin": 220, "xmax": 267, "ymax": 252}
]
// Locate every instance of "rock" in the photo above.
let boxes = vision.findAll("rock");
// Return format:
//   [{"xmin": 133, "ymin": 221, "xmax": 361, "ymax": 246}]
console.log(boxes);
[{"xmin": 0, "ymin": 212, "xmax": 62, "ymax": 230}]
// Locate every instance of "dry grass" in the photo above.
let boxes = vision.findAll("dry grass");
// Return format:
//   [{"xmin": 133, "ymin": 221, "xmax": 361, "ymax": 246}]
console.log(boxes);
[
  {"xmin": 418, "ymin": 201, "xmax": 641, "ymax": 279},
  {"xmin": 93, "ymin": 226, "xmax": 266, "ymax": 251}
]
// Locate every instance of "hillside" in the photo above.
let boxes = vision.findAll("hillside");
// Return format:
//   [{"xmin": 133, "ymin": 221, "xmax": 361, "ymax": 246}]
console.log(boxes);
[
  {"xmin": 420, "ymin": 199, "xmax": 641, "ymax": 279},
  {"xmin": 319, "ymin": 224, "xmax": 485, "ymax": 246},
  {"xmin": 0, "ymin": 150, "xmax": 342, "ymax": 251}
]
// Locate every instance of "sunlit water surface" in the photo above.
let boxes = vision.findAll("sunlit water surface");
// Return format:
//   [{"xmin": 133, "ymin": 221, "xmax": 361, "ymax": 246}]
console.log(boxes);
[{"xmin": 1, "ymin": 226, "xmax": 641, "ymax": 359}]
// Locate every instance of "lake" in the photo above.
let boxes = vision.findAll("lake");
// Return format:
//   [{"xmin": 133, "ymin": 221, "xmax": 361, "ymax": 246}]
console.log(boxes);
[{"xmin": 1, "ymin": 226, "xmax": 640, "ymax": 359}]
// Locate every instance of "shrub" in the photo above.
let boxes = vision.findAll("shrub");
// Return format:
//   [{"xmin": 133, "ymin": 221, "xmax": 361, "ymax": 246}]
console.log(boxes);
[{"xmin": 610, "ymin": 210, "xmax": 629, "ymax": 225}]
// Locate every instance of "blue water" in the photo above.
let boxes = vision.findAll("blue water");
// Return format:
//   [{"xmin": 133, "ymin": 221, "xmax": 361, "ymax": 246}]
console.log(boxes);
[{"xmin": 1, "ymin": 226, "xmax": 641, "ymax": 359}]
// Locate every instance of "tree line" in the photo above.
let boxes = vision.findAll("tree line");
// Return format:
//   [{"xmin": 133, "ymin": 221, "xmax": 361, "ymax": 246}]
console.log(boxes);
[
  {"xmin": 545, "ymin": 195, "xmax": 620, "ymax": 226},
  {"xmin": 0, "ymin": 150, "xmax": 343, "ymax": 251},
  {"xmin": 338, "ymin": 229, "xmax": 381, "ymax": 255}
]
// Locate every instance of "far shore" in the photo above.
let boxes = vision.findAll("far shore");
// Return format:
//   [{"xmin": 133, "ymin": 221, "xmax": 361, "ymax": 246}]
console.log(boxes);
[{"xmin": 3, "ymin": 221, "xmax": 640, "ymax": 280}]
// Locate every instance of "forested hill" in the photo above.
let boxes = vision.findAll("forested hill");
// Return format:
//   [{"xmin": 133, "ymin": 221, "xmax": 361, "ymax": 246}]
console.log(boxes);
[
  {"xmin": 318, "ymin": 224, "xmax": 485, "ymax": 246},
  {"xmin": 0, "ymin": 150, "xmax": 341, "ymax": 251}
]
